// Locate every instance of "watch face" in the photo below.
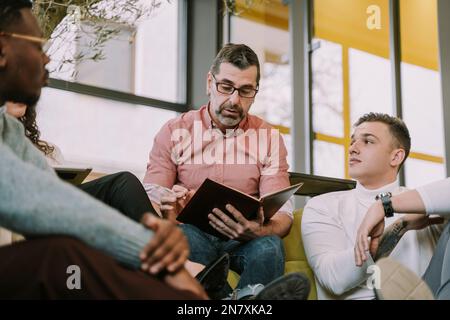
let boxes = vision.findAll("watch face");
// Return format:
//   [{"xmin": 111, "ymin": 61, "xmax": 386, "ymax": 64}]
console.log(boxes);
[{"xmin": 375, "ymin": 192, "xmax": 392, "ymax": 201}]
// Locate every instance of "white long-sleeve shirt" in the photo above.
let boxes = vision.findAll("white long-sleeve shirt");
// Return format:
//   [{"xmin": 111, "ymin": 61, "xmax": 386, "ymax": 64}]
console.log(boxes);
[
  {"xmin": 302, "ymin": 181, "xmax": 442, "ymax": 300},
  {"xmin": 417, "ymin": 178, "xmax": 450, "ymax": 217}
]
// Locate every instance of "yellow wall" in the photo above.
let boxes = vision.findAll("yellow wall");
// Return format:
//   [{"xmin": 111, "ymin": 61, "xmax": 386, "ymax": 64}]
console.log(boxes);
[
  {"xmin": 315, "ymin": 0, "xmax": 438, "ymax": 70},
  {"xmin": 315, "ymin": 0, "xmax": 390, "ymax": 58},
  {"xmin": 237, "ymin": 0, "xmax": 439, "ymax": 70},
  {"xmin": 400, "ymin": 0, "xmax": 438, "ymax": 70}
]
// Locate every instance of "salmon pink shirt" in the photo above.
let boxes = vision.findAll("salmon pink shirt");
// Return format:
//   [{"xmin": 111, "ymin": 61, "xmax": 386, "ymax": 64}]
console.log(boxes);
[{"xmin": 143, "ymin": 104, "xmax": 293, "ymax": 218}]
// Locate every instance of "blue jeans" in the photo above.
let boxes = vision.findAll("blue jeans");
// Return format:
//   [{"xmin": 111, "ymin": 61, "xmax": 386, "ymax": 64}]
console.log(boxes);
[{"xmin": 180, "ymin": 224, "xmax": 285, "ymax": 293}]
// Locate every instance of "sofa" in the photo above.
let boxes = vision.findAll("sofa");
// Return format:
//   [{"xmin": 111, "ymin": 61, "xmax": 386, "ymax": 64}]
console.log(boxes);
[{"xmin": 282, "ymin": 209, "xmax": 317, "ymax": 299}]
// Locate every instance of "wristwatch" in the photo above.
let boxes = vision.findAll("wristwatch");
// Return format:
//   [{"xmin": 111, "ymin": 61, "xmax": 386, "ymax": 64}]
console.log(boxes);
[{"xmin": 375, "ymin": 192, "xmax": 394, "ymax": 218}]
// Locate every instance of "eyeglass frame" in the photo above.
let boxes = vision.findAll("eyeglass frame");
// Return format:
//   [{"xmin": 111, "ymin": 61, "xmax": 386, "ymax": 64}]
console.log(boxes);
[
  {"xmin": 0, "ymin": 31, "xmax": 50, "ymax": 53},
  {"xmin": 211, "ymin": 73, "xmax": 259, "ymax": 98}
]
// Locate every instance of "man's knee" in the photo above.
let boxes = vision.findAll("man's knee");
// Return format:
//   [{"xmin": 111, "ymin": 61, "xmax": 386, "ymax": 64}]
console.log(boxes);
[{"xmin": 113, "ymin": 171, "xmax": 140, "ymax": 186}]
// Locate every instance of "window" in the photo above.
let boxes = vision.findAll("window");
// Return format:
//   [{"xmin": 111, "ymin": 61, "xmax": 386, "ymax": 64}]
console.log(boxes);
[
  {"xmin": 312, "ymin": 0, "xmax": 391, "ymax": 179},
  {"xmin": 228, "ymin": 0, "xmax": 293, "ymax": 166},
  {"xmin": 399, "ymin": 0, "xmax": 446, "ymax": 187},
  {"xmin": 46, "ymin": 0, "xmax": 187, "ymax": 105},
  {"xmin": 37, "ymin": 87, "xmax": 177, "ymax": 179},
  {"xmin": 310, "ymin": 0, "xmax": 446, "ymax": 185},
  {"xmin": 36, "ymin": 1, "xmax": 187, "ymax": 176}
]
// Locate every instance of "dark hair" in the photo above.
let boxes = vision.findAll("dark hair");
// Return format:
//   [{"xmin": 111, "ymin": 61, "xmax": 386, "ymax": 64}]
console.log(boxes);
[
  {"xmin": 0, "ymin": 0, "xmax": 32, "ymax": 31},
  {"xmin": 354, "ymin": 112, "xmax": 411, "ymax": 170},
  {"xmin": 210, "ymin": 43, "xmax": 260, "ymax": 84},
  {"xmin": 19, "ymin": 104, "xmax": 55, "ymax": 156}
]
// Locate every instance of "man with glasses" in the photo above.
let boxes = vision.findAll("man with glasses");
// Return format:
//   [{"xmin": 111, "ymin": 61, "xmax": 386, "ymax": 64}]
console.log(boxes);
[
  {"xmin": 143, "ymin": 44, "xmax": 295, "ymax": 298},
  {"xmin": 0, "ymin": 0, "xmax": 208, "ymax": 299}
]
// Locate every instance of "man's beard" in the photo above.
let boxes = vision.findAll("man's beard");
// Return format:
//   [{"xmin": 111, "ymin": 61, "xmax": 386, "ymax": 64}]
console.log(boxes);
[{"xmin": 215, "ymin": 102, "xmax": 245, "ymax": 127}]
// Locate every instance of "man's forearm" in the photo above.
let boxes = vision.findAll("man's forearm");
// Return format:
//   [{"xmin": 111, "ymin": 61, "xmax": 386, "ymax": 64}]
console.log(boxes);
[
  {"xmin": 373, "ymin": 218, "xmax": 407, "ymax": 261},
  {"xmin": 390, "ymin": 190, "xmax": 426, "ymax": 214}
]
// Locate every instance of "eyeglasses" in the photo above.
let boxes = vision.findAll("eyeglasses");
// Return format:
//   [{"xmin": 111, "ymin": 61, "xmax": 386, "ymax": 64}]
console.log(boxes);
[
  {"xmin": 211, "ymin": 74, "xmax": 258, "ymax": 98},
  {"xmin": 0, "ymin": 32, "xmax": 51, "ymax": 53}
]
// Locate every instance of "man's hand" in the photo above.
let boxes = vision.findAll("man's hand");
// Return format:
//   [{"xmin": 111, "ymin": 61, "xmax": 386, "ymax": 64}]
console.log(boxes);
[
  {"xmin": 139, "ymin": 213, "xmax": 190, "ymax": 275},
  {"xmin": 208, "ymin": 204, "xmax": 265, "ymax": 241},
  {"xmin": 160, "ymin": 185, "xmax": 195, "ymax": 222},
  {"xmin": 355, "ymin": 203, "xmax": 445, "ymax": 267},
  {"xmin": 370, "ymin": 214, "xmax": 443, "ymax": 262},
  {"xmin": 355, "ymin": 201, "xmax": 385, "ymax": 267}
]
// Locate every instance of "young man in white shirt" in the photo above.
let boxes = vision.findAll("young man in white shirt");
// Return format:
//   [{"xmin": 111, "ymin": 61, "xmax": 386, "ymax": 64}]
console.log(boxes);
[{"xmin": 301, "ymin": 112, "xmax": 444, "ymax": 300}]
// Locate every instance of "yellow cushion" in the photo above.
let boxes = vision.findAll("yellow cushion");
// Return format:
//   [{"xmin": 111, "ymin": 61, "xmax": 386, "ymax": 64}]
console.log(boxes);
[
  {"xmin": 284, "ymin": 209, "xmax": 308, "ymax": 261},
  {"xmin": 227, "ymin": 209, "xmax": 317, "ymax": 300},
  {"xmin": 227, "ymin": 270, "xmax": 240, "ymax": 289},
  {"xmin": 283, "ymin": 209, "xmax": 317, "ymax": 300}
]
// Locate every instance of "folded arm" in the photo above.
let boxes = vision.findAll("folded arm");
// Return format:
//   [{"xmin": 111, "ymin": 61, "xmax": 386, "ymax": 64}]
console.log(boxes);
[
  {"xmin": 0, "ymin": 143, "xmax": 154, "ymax": 269},
  {"xmin": 355, "ymin": 185, "xmax": 448, "ymax": 266}
]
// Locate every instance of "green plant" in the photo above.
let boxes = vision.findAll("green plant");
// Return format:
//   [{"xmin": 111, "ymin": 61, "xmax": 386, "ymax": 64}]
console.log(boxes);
[
  {"xmin": 221, "ymin": 0, "xmax": 273, "ymax": 16},
  {"xmin": 32, "ymin": 0, "xmax": 167, "ymax": 76},
  {"xmin": 33, "ymin": 0, "xmax": 166, "ymax": 38}
]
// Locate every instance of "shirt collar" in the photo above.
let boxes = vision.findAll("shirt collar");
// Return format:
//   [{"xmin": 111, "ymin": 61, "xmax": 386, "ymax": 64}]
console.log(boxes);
[{"xmin": 355, "ymin": 180, "xmax": 399, "ymax": 206}]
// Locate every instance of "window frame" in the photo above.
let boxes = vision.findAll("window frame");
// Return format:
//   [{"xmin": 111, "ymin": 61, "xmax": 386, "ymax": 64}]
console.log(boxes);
[{"xmin": 46, "ymin": 0, "xmax": 189, "ymax": 113}]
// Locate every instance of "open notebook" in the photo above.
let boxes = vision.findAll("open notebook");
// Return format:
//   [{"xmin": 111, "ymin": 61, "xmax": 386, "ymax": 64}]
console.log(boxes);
[{"xmin": 177, "ymin": 178, "xmax": 302, "ymax": 239}]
